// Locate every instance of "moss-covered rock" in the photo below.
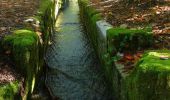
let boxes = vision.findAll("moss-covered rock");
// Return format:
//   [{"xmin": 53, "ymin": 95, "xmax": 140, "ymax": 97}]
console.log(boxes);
[
  {"xmin": 79, "ymin": 0, "xmax": 170, "ymax": 100},
  {"xmin": 3, "ymin": 30, "xmax": 39, "ymax": 71},
  {"xmin": 2, "ymin": 30, "xmax": 40, "ymax": 99},
  {"xmin": 0, "ymin": 0, "xmax": 60, "ymax": 99},
  {"xmin": 124, "ymin": 50, "xmax": 170, "ymax": 100},
  {"xmin": 107, "ymin": 27, "xmax": 153, "ymax": 55},
  {"xmin": 0, "ymin": 81, "xmax": 20, "ymax": 100}
]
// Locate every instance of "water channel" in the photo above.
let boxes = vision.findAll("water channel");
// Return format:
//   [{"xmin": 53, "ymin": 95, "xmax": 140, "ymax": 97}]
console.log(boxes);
[{"xmin": 45, "ymin": 0, "xmax": 113, "ymax": 99}]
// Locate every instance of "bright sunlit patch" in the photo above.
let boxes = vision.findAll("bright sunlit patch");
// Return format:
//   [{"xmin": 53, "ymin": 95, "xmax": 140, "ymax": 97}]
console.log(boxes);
[{"xmin": 148, "ymin": 52, "xmax": 170, "ymax": 57}]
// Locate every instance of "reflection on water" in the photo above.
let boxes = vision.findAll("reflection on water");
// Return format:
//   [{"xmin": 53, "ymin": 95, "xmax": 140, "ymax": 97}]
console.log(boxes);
[{"xmin": 45, "ymin": 0, "xmax": 113, "ymax": 100}]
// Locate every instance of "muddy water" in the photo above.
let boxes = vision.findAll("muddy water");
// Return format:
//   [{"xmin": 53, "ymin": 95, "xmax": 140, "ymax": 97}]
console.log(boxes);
[{"xmin": 45, "ymin": 0, "xmax": 113, "ymax": 100}]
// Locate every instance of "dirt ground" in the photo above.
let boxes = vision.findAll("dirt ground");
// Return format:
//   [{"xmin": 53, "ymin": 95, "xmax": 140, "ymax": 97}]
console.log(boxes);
[
  {"xmin": 90, "ymin": 0, "xmax": 170, "ymax": 34},
  {"xmin": 0, "ymin": 0, "xmax": 40, "ymax": 38},
  {"xmin": 0, "ymin": 53, "xmax": 21, "ymax": 84}
]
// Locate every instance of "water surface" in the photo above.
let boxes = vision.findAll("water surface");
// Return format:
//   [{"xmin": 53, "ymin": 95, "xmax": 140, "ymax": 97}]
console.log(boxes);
[{"xmin": 45, "ymin": 0, "xmax": 113, "ymax": 100}]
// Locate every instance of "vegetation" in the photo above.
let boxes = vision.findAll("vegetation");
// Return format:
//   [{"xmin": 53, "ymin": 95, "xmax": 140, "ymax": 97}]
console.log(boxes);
[
  {"xmin": 79, "ymin": 0, "xmax": 170, "ymax": 99},
  {"xmin": 0, "ymin": 0, "xmax": 59, "ymax": 99},
  {"xmin": 107, "ymin": 27, "xmax": 153, "ymax": 54},
  {"xmin": 124, "ymin": 50, "xmax": 170, "ymax": 100},
  {"xmin": 0, "ymin": 81, "xmax": 20, "ymax": 100}
]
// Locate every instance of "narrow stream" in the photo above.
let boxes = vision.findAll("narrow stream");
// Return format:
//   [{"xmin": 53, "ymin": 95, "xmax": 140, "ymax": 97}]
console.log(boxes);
[{"xmin": 45, "ymin": 0, "xmax": 113, "ymax": 100}]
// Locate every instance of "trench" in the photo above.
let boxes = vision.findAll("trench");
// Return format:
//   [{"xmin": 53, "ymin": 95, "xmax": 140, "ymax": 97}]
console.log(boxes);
[{"xmin": 45, "ymin": 0, "xmax": 113, "ymax": 99}]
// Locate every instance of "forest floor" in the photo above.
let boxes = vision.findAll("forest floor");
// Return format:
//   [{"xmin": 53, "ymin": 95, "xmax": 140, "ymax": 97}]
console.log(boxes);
[
  {"xmin": 0, "ymin": 0, "xmax": 39, "ymax": 38},
  {"xmin": 90, "ymin": 0, "xmax": 170, "ymax": 34},
  {"xmin": 0, "ymin": 0, "xmax": 39, "ymax": 84},
  {"xmin": 106, "ymin": 1, "xmax": 170, "ymax": 35},
  {"xmin": 0, "ymin": 52, "xmax": 21, "ymax": 84}
]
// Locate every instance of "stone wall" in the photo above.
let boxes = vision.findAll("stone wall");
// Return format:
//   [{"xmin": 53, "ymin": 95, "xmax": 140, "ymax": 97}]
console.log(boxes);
[
  {"xmin": 0, "ymin": 0, "xmax": 62, "ymax": 99},
  {"xmin": 78, "ymin": 0, "xmax": 170, "ymax": 100},
  {"xmin": 78, "ymin": 0, "xmax": 117, "ymax": 98}
]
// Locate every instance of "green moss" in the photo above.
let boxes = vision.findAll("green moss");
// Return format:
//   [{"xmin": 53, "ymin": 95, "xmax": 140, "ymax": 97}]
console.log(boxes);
[
  {"xmin": 124, "ymin": 50, "xmax": 170, "ymax": 100},
  {"xmin": 107, "ymin": 27, "xmax": 152, "ymax": 38},
  {"xmin": 79, "ymin": 0, "xmax": 103, "ymax": 54},
  {"xmin": 107, "ymin": 27, "xmax": 153, "ymax": 53},
  {"xmin": 3, "ymin": 30, "xmax": 37, "ymax": 46},
  {"xmin": 87, "ymin": 6, "xmax": 100, "ymax": 18},
  {"xmin": 39, "ymin": 0, "xmax": 54, "ymax": 14},
  {"xmin": 0, "ymin": 81, "xmax": 20, "ymax": 100},
  {"xmin": 78, "ymin": 0, "xmax": 89, "ymax": 7},
  {"xmin": 2, "ymin": 30, "xmax": 40, "ymax": 99},
  {"xmin": 91, "ymin": 13, "xmax": 102, "ymax": 24},
  {"xmin": 138, "ymin": 50, "xmax": 170, "ymax": 71},
  {"xmin": 38, "ymin": 0, "xmax": 57, "ymax": 54},
  {"xmin": 79, "ymin": 1, "xmax": 170, "ymax": 100},
  {"xmin": 0, "ymin": 0, "xmax": 58, "ymax": 99}
]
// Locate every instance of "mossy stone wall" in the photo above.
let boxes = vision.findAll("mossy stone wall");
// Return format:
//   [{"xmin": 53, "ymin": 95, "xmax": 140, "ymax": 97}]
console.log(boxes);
[
  {"xmin": 78, "ymin": 0, "xmax": 102, "ymax": 55},
  {"xmin": 78, "ymin": 0, "xmax": 116, "ymax": 97},
  {"xmin": 2, "ymin": 30, "xmax": 40, "ymax": 99},
  {"xmin": 79, "ymin": 0, "xmax": 170, "ymax": 100},
  {"xmin": 1, "ymin": 0, "xmax": 61, "ymax": 99},
  {"xmin": 107, "ymin": 27, "xmax": 153, "ymax": 55},
  {"xmin": 123, "ymin": 50, "xmax": 170, "ymax": 100}
]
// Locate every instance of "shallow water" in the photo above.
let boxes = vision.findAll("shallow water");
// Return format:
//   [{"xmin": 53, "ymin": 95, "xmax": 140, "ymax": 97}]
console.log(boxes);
[{"xmin": 45, "ymin": 0, "xmax": 113, "ymax": 100}]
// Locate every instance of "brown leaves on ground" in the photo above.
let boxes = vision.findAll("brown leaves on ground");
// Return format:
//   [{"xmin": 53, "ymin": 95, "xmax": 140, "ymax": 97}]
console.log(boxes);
[
  {"xmin": 107, "ymin": 0, "xmax": 170, "ymax": 35},
  {"xmin": 117, "ymin": 51, "xmax": 144, "ymax": 72},
  {"xmin": 0, "ymin": 0, "xmax": 40, "ymax": 37},
  {"xmin": 0, "ymin": 53, "xmax": 22, "ymax": 84},
  {"xmin": 0, "ymin": 63, "xmax": 21, "ymax": 84},
  {"xmin": 89, "ymin": 0, "xmax": 170, "ymax": 34}
]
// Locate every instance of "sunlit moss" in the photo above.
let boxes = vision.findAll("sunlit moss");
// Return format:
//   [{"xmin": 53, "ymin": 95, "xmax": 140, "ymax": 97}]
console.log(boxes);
[
  {"xmin": 1, "ymin": 0, "xmax": 58, "ymax": 99},
  {"xmin": 2, "ymin": 29, "xmax": 40, "ymax": 99},
  {"xmin": 0, "ymin": 81, "xmax": 20, "ymax": 100},
  {"xmin": 79, "ymin": 0, "xmax": 170, "ymax": 100},
  {"xmin": 124, "ymin": 50, "xmax": 170, "ymax": 100},
  {"xmin": 138, "ymin": 50, "xmax": 170, "ymax": 71},
  {"xmin": 107, "ymin": 27, "xmax": 153, "ymax": 53}
]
